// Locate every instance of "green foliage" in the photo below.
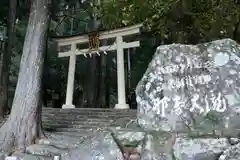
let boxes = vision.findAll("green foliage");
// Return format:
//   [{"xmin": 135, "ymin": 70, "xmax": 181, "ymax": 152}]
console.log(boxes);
[
  {"xmin": 98, "ymin": 0, "xmax": 240, "ymax": 95},
  {"xmin": 101, "ymin": 0, "xmax": 240, "ymax": 43},
  {"xmin": 130, "ymin": 39, "xmax": 156, "ymax": 90}
]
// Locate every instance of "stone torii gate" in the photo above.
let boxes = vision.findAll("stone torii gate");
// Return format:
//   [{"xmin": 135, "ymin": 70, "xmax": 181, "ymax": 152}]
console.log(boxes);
[{"xmin": 53, "ymin": 24, "xmax": 142, "ymax": 109}]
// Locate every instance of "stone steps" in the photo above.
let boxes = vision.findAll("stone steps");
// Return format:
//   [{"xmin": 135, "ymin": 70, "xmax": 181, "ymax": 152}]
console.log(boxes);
[
  {"xmin": 43, "ymin": 124, "xmax": 125, "ymax": 131},
  {"xmin": 42, "ymin": 108, "xmax": 136, "ymax": 120},
  {"xmin": 43, "ymin": 123, "xmax": 118, "ymax": 128},
  {"xmin": 42, "ymin": 111, "xmax": 136, "ymax": 117},
  {"xmin": 12, "ymin": 152, "xmax": 53, "ymax": 160},
  {"xmin": 48, "ymin": 131, "xmax": 97, "ymax": 137},
  {"xmin": 43, "ymin": 117, "xmax": 133, "ymax": 123},
  {"xmin": 42, "ymin": 112, "xmax": 136, "ymax": 117},
  {"xmin": 42, "ymin": 118, "xmax": 114, "ymax": 123},
  {"xmin": 42, "ymin": 114, "xmax": 136, "ymax": 119},
  {"xmin": 43, "ymin": 121, "xmax": 127, "ymax": 128},
  {"xmin": 0, "ymin": 108, "xmax": 137, "ymax": 133},
  {"xmin": 43, "ymin": 126, "xmax": 132, "ymax": 133},
  {"xmin": 44, "ymin": 127, "xmax": 97, "ymax": 132},
  {"xmin": 42, "ymin": 121, "xmax": 136, "ymax": 132},
  {"xmin": 41, "ymin": 108, "xmax": 137, "ymax": 132},
  {"xmin": 42, "ymin": 108, "xmax": 136, "ymax": 112}
]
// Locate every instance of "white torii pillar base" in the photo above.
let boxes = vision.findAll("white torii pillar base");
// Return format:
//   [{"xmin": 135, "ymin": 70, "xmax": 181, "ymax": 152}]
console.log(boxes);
[
  {"xmin": 114, "ymin": 103, "xmax": 130, "ymax": 109},
  {"xmin": 62, "ymin": 104, "xmax": 75, "ymax": 109}
]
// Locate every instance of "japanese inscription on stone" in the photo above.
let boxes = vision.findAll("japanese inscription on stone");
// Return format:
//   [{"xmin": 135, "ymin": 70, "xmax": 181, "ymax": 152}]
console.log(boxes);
[
  {"xmin": 150, "ymin": 54, "xmax": 227, "ymax": 117},
  {"xmin": 136, "ymin": 39, "xmax": 240, "ymax": 131}
]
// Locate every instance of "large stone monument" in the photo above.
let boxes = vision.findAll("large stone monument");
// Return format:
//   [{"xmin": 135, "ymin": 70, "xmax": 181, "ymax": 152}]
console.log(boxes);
[{"xmin": 136, "ymin": 39, "xmax": 240, "ymax": 132}]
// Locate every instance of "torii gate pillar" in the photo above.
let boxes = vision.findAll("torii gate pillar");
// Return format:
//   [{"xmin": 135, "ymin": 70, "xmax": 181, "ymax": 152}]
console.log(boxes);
[
  {"xmin": 115, "ymin": 36, "xmax": 129, "ymax": 109},
  {"xmin": 62, "ymin": 44, "xmax": 76, "ymax": 109}
]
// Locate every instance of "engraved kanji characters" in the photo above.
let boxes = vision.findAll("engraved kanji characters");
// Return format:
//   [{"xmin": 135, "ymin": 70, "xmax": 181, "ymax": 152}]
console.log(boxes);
[
  {"xmin": 189, "ymin": 94, "xmax": 205, "ymax": 114},
  {"xmin": 151, "ymin": 92, "xmax": 226, "ymax": 116},
  {"xmin": 210, "ymin": 92, "xmax": 227, "ymax": 112},
  {"xmin": 173, "ymin": 95, "xmax": 185, "ymax": 115},
  {"xmin": 189, "ymin": 93, "xmax": 226, "ymax": 114},
  {"xmin": 152, "ymin": 96, "xmax": 170, "ymax": 117}
]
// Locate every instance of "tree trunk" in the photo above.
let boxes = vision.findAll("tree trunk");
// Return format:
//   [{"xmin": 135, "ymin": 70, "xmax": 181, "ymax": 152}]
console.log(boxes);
[
  {"xmin": 105, "ymin": 55, "xmax": 110, "ymax": 107},
  {"xmin": 87, "ymin": 55, "xmax": 98, "ymax": 108},
  {"xmin": 0, "ymin": 0, "xmax": 50, "ymax": 152},
  {"xmin": 0, "ymin": 43, "xmax": 5, "ymax": 119},
  {"xmin": 0, "ymin": 0, "xmax": 17, "ymax": 118},
  {"xmin": 233, "ymin": 18, "xmax": 240, "ymax": 41},
  {"xmin": 86, "ymin": 0, "xmax": 101, "ymax": 108},
  {"xmin": 97, "ymin": 52, "xmax": 107, "ymax": 108}
]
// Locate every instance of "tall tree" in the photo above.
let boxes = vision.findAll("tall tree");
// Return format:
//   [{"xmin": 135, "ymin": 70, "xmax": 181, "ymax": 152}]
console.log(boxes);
[
  {"xmin": 97, "ymin": 0, "xmax": 109, "ymax": 108},
  {"xmin": 0, "ymin": 0, "xmax": 50, "ymax": 151},
  {"xmin": 86, "ymin": 0, "xmax": 101, "ymax": 108},
  {"xmin": 87, "ymin": 55, "xmax": 98, "ymax": 108},
  {"xmin": 0, "ymin": 0, "xmax": 17, "ymax": 118},
  {"xmin": 97, "ymin": 51, "xmax": 107, "ymax": 108}
]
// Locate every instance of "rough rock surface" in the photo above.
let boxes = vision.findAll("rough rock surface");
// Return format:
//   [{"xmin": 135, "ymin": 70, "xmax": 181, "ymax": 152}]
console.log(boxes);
[
  {"xmin": 26, "ymin": 144, "xmax": 67, "ymax": 157},
  {"xmin": 141, "ymin": 132, "xmax": 173, "ymax": 160},
  {"xmin": 9, "ymin": 131, "xmax": 125, "ymax": 160},
  {"xmin": 22, "ymin": 154, "xmax": 52, "ymax": 160},
  {"xmin": 136, "ymin": 38, "xmax": 240, "ymax": 132},
  {"xmin": 61, "ymin": 131, "xmax": 123, "ymax": 160},
  {"xmin": 115, "ymin": 131, "xmax": 145, "ymax": 146},
  {"xmin": 219, "ymin": 143, "xmax": 240, "ymax": 160},
  {"xmin": 173, "ymin": 137, "xmax": 230, "ymax": 160}
]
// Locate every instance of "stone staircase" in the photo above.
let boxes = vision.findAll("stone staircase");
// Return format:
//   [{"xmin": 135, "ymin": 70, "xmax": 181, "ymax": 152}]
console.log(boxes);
[
  {"xmin": 0, "ymin": 108, "xmax": 142, "ymax": 159},
  {"xmin": 0, "ymin": 108, "xmax": 138, "ymax": 133},
  {"xmin": 41, "ymin": 108, "xmax": 138, "ymax": 132}
]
